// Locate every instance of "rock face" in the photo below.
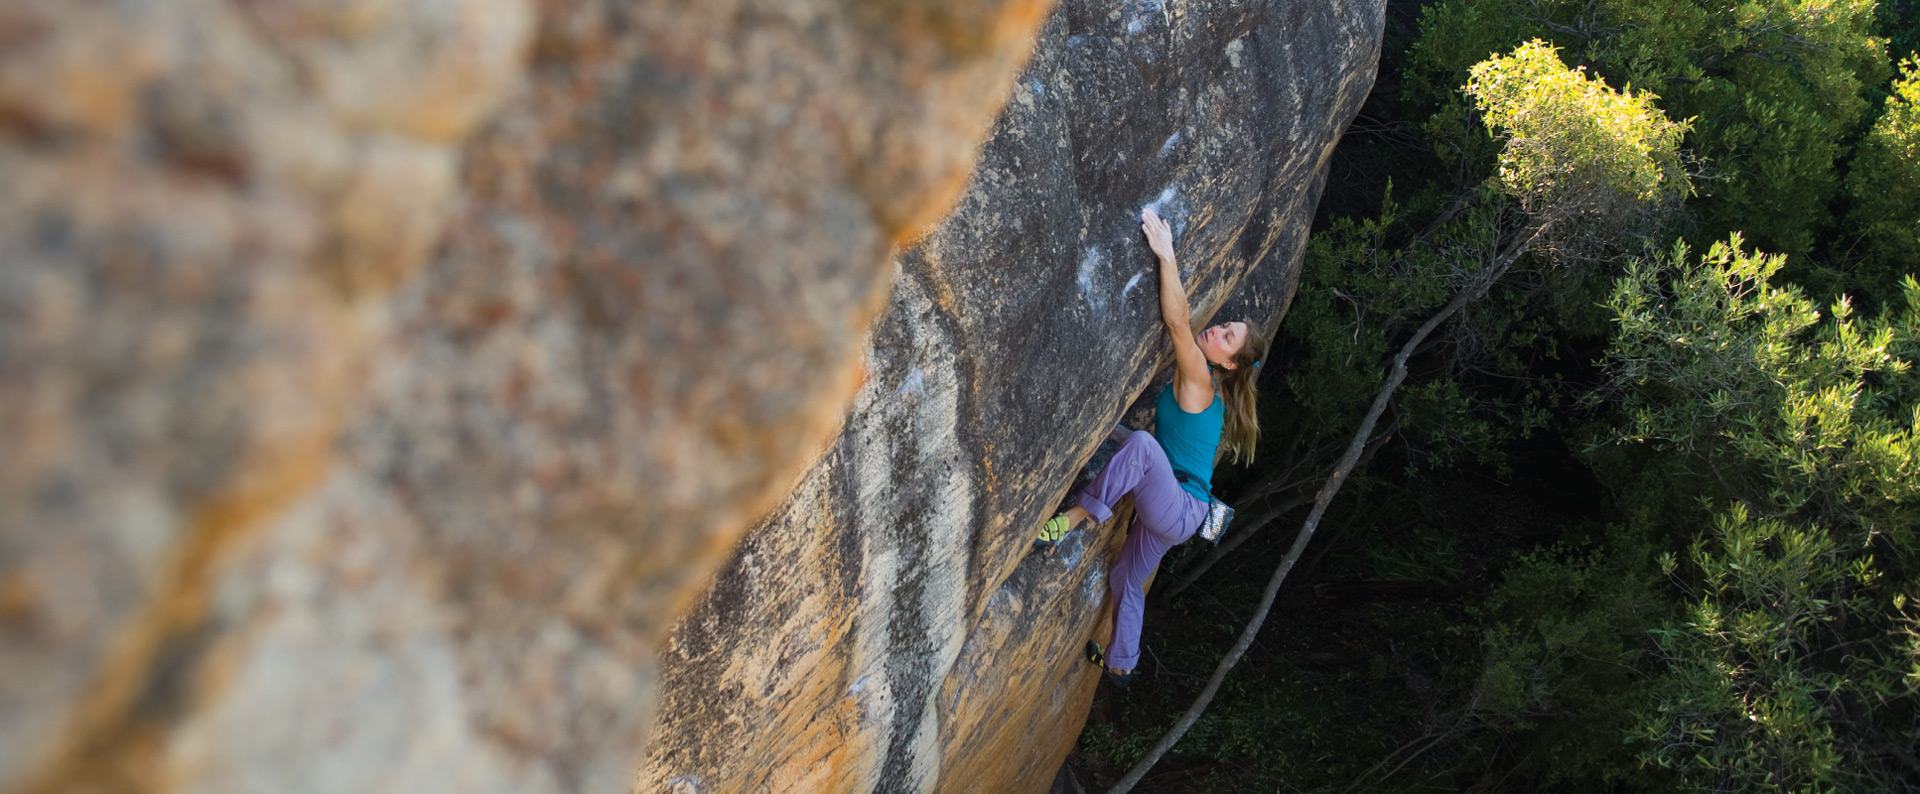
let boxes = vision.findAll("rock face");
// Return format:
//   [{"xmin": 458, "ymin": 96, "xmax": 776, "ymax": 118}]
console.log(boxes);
[
  {"xmin": 0, "ymin": 1, "xmax": 1052, "ymax": 792},
  {"xmin": 640, "ymin": 0, "xmax": 1385, "ymax": 792}
]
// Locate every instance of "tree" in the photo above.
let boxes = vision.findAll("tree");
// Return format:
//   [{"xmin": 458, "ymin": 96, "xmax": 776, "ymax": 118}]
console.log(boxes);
[
  {"xmin": 1410, "ymin": 0, "xmax": 1886, "ymax": 259},
  {"xmin": 1469, "ymin": 40, "xmax": 1686, "ymax": 212},
  {"xmin": 1601, "ymin": 236, "xmax": 1920, "ymax": 791}
]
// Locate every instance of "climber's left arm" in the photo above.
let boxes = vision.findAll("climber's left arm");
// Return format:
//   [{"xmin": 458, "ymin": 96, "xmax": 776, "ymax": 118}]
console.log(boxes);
[{"xmin": 1142, "ymin": 209, "xmax": 1211, "ymax": 407}]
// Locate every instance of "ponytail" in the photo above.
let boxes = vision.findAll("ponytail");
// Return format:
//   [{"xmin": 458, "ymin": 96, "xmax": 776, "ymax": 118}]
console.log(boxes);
[{"xmin": 1218, "ymin": 324, "xmax": 1269, "ymax": 465}]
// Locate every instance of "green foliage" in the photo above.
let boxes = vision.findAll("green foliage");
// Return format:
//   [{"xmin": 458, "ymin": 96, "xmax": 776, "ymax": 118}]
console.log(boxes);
[
  {"xmin": 1267, "ymin": 183, "xmax": 1558, "ymax": 478},
  {"xmin": 1634, "ymin": 507, "xmax": 1854, "ymax": 792},
  {"xmin": 1599, "ymin": 0, "xmax": 1885, "ymax": 258},
  {"xmin": 1882, "ymin": 0, "xmax": 1920, "ymax": 62},
  {"xmin": 1410, "ymin": 0, "xmax": 1887, "ymax": 257},
  {"xmin": 1282, "ymin": 195, "xmax": 1424, "ymax": 435},
  {"xmin": 1471, "ymin": 537, "xmax": 1669, "ymax": 789},
  {"xmin": 1258, "ymin": 39, "xmax": 1684, "ymax": 489},
  {"xmin": 1847, "ymin": 56, "xmax": 1920, "ymax": 301},
  {"xmin": 1601, "ymin": 238, "xmax": 1920, "ymax": 791},
  {"xmin": 1467, "ymin": 40, "xmax": 1690, "ymax": 211},
  {"xmin": 1365, "ymin": 522, "xmax": 1467, "ymax": 583},
  {"xmin": 1078, "ymin": 721, "xmax": 1157, "ymax": 769},
  {"xmin": 1604, "ymin": 236, "xmax": 1920, "ymax": 534}
]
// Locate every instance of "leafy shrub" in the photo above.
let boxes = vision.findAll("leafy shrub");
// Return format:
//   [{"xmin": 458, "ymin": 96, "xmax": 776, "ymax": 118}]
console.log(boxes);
[{"xmin": 1602, "ymin": 238, "xmax": 1920, "ymax": 791}]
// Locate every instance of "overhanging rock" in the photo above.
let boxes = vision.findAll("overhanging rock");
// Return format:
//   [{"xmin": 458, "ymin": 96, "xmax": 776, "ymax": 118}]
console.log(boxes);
[{"xmin": 641, "ymin": 0, "xmax": 1387, "ymax": 791}]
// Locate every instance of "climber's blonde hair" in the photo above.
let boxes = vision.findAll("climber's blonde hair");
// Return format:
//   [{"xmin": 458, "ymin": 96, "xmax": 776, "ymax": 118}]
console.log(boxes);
[{"xmin": 1218, "ymin": 324, "xmax": 1268, "ymax": 465}]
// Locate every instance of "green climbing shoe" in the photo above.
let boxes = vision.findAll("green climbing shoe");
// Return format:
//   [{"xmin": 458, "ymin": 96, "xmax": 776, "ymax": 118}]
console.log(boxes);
[
  {"xmin": 1034, "ymin": 514, "xmax": 1071, "ymax": 548},
  {"xmin": 1087, "ymin": 641, "xmax": 1133, "ymax": 688}
]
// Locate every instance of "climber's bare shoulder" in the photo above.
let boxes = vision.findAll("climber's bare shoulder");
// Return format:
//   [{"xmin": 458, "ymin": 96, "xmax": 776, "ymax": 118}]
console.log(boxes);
[{"xmin": 1170, "ymin": 344, "xmax": 1214, "ymax": 412}]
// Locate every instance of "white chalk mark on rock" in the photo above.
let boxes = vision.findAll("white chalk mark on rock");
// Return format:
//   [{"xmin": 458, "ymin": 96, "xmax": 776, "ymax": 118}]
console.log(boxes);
[
  {"xmin": 1078, "ymin": 248, "xmax": 1107, "ymax": 312},
  {"xmin": 1082, "ymin": 565, "xmax": 1107, "ymax": 605},
  {"xmin": 1142, "ymin": 184, "xmax": 1193, "ymax": 238},
  {"xmin": 1158, "ymin": 131, "xmax": 1182, "ymax": 158},
  {"xmin": 1123, "ymin": 271, "xmax": 1146, "ymax": 297},
  {"xmin": 895, "ymin": 367, "xmax": 926, "ymax": 399},
  {"xmin": 1143, "ymin": 184, "xmax": 1177, "ymax": 215}
]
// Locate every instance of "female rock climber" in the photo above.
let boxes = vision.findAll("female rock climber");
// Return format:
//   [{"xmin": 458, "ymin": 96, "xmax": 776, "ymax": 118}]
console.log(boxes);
[{"xmin": 1034, "ymin": 207, "xmax": 1268, "ymax": 687}]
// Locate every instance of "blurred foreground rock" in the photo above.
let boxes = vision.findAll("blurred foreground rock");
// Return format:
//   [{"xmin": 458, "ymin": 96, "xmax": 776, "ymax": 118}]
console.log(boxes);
[
  {"xmin": 641, "ymin": 0, "xmax": 1385, "ymax": 791},
  {"xmin": 0, "ymin": 0, "xmax": 1052, "ymax": 791}
]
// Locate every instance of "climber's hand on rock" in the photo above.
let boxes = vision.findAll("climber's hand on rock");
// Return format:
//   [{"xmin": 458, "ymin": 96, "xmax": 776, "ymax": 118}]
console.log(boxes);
[{"xmin": 1141, "ymin": 208, "xmax": 1175, "ymax": 262}]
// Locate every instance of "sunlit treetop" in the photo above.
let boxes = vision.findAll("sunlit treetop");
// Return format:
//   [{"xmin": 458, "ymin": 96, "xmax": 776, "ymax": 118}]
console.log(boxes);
[{"xmin": 1466, "ymin": 40, "xmax": 1690, "ymax": 213}]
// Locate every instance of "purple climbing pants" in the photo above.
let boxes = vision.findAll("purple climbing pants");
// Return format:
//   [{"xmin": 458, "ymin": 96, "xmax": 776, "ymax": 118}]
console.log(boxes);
[{"xmin": 1075, "ymin": 429, "xmax": 1206, "ymax": 672}]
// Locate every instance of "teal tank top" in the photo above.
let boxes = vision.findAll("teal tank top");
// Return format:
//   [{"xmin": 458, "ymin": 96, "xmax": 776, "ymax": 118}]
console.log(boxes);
[{"xmin": 1154, "ymin": 381, "xmax": 1224, "ymax": 502}]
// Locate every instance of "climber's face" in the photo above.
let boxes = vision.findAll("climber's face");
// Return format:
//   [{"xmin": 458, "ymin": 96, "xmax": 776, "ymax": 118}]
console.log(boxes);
[{"xmin": 1198, "ymin": 321, "xmax": 1249, "ymax": 369}]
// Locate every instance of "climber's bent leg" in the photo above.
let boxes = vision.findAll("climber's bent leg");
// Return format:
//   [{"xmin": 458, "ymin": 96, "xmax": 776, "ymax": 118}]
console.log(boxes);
[
  {"xmin": 1078, "ymin": 430, "xmax": 1207, "ymax": 672},
  {"xmin": 1075, "ymin": 430, "xmax": 1182, "ymax": 525}
]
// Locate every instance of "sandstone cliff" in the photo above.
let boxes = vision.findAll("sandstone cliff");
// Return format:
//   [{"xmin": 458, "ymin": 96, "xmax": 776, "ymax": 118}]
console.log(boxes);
[
  {"xmin": 639, "ymin": 0, "xmax": 1385, "ymax": 791},
  {"xmin": 1, "ymin": 1, "xmax": 1050, "ymax": 792}
]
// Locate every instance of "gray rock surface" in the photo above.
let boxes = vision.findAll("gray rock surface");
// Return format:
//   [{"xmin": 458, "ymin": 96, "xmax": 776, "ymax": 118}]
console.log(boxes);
[{"xmin": 639, "ymin": 0, "xmax": 1385, "ymax": 791}]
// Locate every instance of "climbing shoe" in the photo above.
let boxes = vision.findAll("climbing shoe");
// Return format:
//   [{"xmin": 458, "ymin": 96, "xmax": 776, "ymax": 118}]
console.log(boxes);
[
  {"xmin": 1034, "ymin": 514, "xmax": 1071, "ymax": 548},
  {"xmin": 1087, "ymin": 641, "xmax": 1133, "ymax": 688}
]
